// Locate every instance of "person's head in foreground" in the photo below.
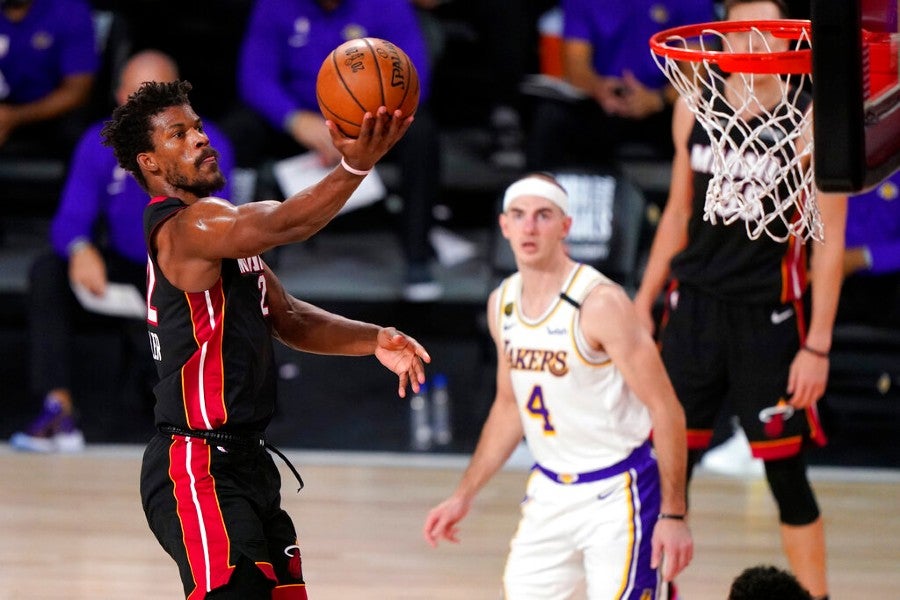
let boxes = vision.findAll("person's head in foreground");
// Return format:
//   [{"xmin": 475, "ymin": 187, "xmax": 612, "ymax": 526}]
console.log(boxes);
[{"xmin": 728, "ymin": 565, "xmax": 813, "ymax": 600}]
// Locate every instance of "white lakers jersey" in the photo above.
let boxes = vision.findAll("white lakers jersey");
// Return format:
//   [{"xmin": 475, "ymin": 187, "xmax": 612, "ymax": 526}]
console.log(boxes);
[{"xmin": 496, "ymin": 264, "xmax": 652, "ymax": 473}]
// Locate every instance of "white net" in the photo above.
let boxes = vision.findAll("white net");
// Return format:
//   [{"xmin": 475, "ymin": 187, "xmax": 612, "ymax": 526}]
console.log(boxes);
[{"xmin": 652, "ymin": 24, "xmax": 822, "ymax": 242}]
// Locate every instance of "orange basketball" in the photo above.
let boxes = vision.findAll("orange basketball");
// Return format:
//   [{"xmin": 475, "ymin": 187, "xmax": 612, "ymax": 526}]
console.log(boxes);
[{"xmin": 316, "ymin": 37, "xmax": 420, "ymax": 138}]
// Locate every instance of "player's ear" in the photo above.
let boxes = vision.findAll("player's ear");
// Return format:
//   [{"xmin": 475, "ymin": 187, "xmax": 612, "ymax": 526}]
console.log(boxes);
[
  {"xmin": 498, "ymin": 212, "xmax": 512, "ymax": 240},
  {"xmin": 137, "ymin": 152, "xmax": 159, "ymax": 174},
  {"xmin": 560, "ymin": 215, "xmax": 573, "ymax": 238}
]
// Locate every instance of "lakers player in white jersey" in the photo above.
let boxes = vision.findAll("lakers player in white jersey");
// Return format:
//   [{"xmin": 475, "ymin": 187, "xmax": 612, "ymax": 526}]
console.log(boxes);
[{"xmin": 423, "ymin": 174, "xmax": 693, "ymax": 599}]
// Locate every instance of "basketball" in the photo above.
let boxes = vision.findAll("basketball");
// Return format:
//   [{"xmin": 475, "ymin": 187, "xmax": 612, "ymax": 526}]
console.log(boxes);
[{"xmin": 316, "ymin": 37, "xmax": 420, "ymax": 138}]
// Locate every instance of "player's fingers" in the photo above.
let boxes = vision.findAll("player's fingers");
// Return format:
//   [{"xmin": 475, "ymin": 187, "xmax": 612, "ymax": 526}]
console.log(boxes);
[
  {"xmin": 672, "ymin": 545, "xmax": 693, "ymax": 579},
  {"xmin": 398, "ymin": 371, "xmax": 411, "ymax": 398},
  {"xmin": 350, "ymin": 111, "xmax": 373, "ymax": 140},
  {"xmin": 386, "ymin": 110, "xmax": 413, "ymax": 142},
  {"xmin": 786, "ymin": 360, "xmax": 799, "ymax": 396},
  {"xmin": 445, "ymin": 526, "xmax": 460, "ymax": 544},
  {"xmin": 328, "ymin": 118, "xmax": 356, "ymax": 143},
  {"xmin": 433, "ymin": 514, "xmax": 460, "ymax": 543},
  {"xmin": 650, "ymin": 538, "xmax": 662, "ymax": 569},
  {"xmin": 416, "ymin": 344, "xmax": 431, "ymax": 364},
  {"xmin": 424, "ymin": 514, "xmax": 452, "ymax": 546},
  {"xmin": 405, "ymin": 366, "xmax": 420, "ymax": 394},
  {"xmin": 423, "ymin": 514, "xmax": 439, "ymax": 545},
  {"xmin": 368, "ymin": 106, "xmax": 394, "ymax": 139},
  {"xmin": 392, "ymin": 332, "xmax": 431, "ymax": 364},
  {"xmin": 790, "ymin": 379, "xmax": 814, "ymax": 408},
  {"xmin": 410, "ymin": 353, "xmax": 427, "ymax": 381}
]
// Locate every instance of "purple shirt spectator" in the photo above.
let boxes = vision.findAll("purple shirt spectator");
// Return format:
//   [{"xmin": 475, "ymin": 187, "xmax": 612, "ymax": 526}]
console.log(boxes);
[
  {"xmin": 846, "ymin": 171, "xmax": 900, "ymax": 275},
  {"xmin": 563, "ymin": 0, "xmax": 714, "ymax": 90},
  {"xmin": 238, "ymin": 0, "xmax": 431, "ymax": 132},
  {"xmin": 0, "ymin": 0, "xmax": 98, "ymax": 103},
  {"xmin": 50, "ymin": 119, "xmax": 234, "ymax": 264}
]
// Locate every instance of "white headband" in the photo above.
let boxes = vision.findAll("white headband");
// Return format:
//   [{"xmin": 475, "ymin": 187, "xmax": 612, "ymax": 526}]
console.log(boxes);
[{"xmin": 502, "ymin": 176, "xmax": 568, "ymax": 214}]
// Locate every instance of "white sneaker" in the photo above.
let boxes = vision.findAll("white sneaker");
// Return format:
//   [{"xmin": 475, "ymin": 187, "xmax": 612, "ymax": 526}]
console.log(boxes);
[
  {"xmin": 429, "ymin": 227, "xmax": 478, "ymax": 267},
  {"xmin": 402, "ymin": 262, "xmax": 443, "ymax": 303},
  {"xmin": 701, "ymin": 427, "xmax": 763, "ymax": 478},
  {"xmin": 402, "ymin": 280, "xmax": 443, "ymax": 303}
]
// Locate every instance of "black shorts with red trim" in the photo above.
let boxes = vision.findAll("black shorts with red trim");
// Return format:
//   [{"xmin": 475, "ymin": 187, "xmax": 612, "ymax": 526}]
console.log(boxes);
[
  {"xmin": 140, "ymin": 432, "xmax": 305, "ymax": 599},
  {"xmin": 658, "ymin": 284, "xmax": 826, "ymax": 461}
]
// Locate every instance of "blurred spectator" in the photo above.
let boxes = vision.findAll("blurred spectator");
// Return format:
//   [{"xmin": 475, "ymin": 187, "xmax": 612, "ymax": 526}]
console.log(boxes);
[
  {"xmin": 416, "ymin": 0, "xmax": 556, "ymax": 169},
  {"xmin": 525, "ymin": 0, "xmax": 715, "ymax": 171},
  {"xmin": 10, "ymin": 50, "xmax": 235, "ymax": 452},
  {"xmin": 838, "ymin": 170, "xmax": 900, "ymax": 329},
  {"xmin": 0, "ymin": 0, "xmax": 98, "ymax": 160},
  {"xmin": 236, "ymin": 0, "xmax": 443, "ymax": 301},
  {"xmin": 104, "ymin": 0, "xmax": 253, "ymax": 124}
]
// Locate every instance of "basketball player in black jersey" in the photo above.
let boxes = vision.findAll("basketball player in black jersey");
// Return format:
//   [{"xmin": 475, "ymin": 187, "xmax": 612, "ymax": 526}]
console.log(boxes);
[
  {"xmin": 101, "ymin": 80, "xmax": 430, "ymax": 599},
  {"xmin": 634, "ymin": 2, "xmax": 845, "ymax": 599}
]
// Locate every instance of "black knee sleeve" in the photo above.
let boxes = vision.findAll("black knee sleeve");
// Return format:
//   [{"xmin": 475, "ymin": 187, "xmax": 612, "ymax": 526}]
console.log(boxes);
[{"xmin": 764, "ymin": 453, "xmax": 820, "ymax": 526}]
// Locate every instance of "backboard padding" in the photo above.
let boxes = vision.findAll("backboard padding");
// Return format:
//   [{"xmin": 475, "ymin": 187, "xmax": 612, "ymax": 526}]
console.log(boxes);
[{"xmin": 812, "ymin": 0, "xmax": 900, "ymax": 192}]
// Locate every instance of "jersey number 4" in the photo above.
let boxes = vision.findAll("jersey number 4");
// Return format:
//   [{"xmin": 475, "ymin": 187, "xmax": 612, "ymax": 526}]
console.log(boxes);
[{"xmin": 526, "ymin": 385, "xmax": 555, "ymax": 434}]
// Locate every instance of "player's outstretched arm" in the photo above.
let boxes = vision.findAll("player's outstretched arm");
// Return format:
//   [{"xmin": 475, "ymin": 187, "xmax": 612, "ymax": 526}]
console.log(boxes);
[
  {"xmin": 169, "ymin": 107, "xmax": 412, "ymax": 259},
  {"xmin": 424, "ymin": 290, "xmax": 523, "ymax": 547},
  {"xmin": 423, "ymin": 381, "xmax": 522, "ymax": 547},
  {"xmin": 265, "ymin": 265, "xmax": 429, "ymax": 397}
]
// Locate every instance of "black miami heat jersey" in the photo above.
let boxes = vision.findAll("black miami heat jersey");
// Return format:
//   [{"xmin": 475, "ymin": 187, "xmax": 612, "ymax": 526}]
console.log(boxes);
[
  {"xmin": 143, "ymin": 196, "xmax": 277, "ymax": 432},
  {"xmin": 671, "ymin": 85, "xmax": 813, "ymax": 305}
]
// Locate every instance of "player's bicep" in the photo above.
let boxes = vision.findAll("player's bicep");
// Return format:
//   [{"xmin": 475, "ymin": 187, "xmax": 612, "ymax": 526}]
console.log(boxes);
[
  {"xmin": 172, "ymin": 198, "xmax": 287, "ymax": 261},
  {"xmin": 581, "ymin": 286, "xmax": 668, "ymax": 395},
  {"xmin": 207, "ymin": 199, "xmax": 287, "ymax": 258},
  {"xmin": 584, "ymin": 292, "xmax": 642, "ymax": 364}
]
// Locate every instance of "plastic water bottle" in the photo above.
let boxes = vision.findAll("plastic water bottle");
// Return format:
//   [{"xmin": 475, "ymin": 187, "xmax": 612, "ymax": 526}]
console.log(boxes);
[
  {"xmin": 430, "ymin": 373, "xmax": 452, "ymax": 447},
  {"xmin": 409, "ymin": 382, "xmax": 432, "ymax": 451}
]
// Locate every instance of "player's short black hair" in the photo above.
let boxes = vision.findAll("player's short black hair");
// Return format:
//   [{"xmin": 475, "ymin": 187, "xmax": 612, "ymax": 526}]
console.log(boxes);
[
  {"xmin": 728, "ymin": 565, "xmax": 813, "ymax": 600},
  {"xmin": 723, "ymin": 0, "xmax": 790, "ymax": 19},
  {"xmin": 100, "ymin": 80, "xmax": 193, "ymax": 190}
]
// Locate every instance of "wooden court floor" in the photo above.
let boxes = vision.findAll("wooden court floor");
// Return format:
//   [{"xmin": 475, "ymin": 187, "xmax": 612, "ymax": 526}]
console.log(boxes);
[{"xmin": 1, "ymin": 444, "xmax": 898, "ymax": 599}]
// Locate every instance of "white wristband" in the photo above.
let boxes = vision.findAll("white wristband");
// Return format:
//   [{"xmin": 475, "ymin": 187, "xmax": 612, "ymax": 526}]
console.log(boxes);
[{"xmin": 340, "ymin": 157, "xmax": 371, "ymax": 177}]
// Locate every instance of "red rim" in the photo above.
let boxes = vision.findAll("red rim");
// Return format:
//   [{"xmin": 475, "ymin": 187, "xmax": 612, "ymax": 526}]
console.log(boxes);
[{"xmin": 649, "ymin": 19, "xmax": 811, "ymax": 74}]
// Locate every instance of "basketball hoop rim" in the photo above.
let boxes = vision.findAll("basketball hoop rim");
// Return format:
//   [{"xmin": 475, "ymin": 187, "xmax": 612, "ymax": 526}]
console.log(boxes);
[{"xmin": 649, "ymin": 19, "xmax": 811, "ymax": 74}]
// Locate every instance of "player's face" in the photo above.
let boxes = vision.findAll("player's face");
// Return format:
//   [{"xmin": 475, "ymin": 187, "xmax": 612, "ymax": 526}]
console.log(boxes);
[
  {"xmin": 146, "ymin": 104, "xmax": 226, "ymax": 197},
  {"xmin": 500, "ymin": 196, "xmax": 571, "ymax": 265},
  {"xmin": 725, "ymin": 2, "xmax": 789, "ymax": 53}
]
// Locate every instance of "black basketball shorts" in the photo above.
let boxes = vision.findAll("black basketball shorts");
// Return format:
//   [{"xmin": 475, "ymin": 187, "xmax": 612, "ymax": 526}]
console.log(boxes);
[
  {"xmin": 140, "ymin": 433, "xmax": 305, "ymax": 598},
  {"xmin": 658, "ymin": 285, "xmax": 826, "ymax": 460}
]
